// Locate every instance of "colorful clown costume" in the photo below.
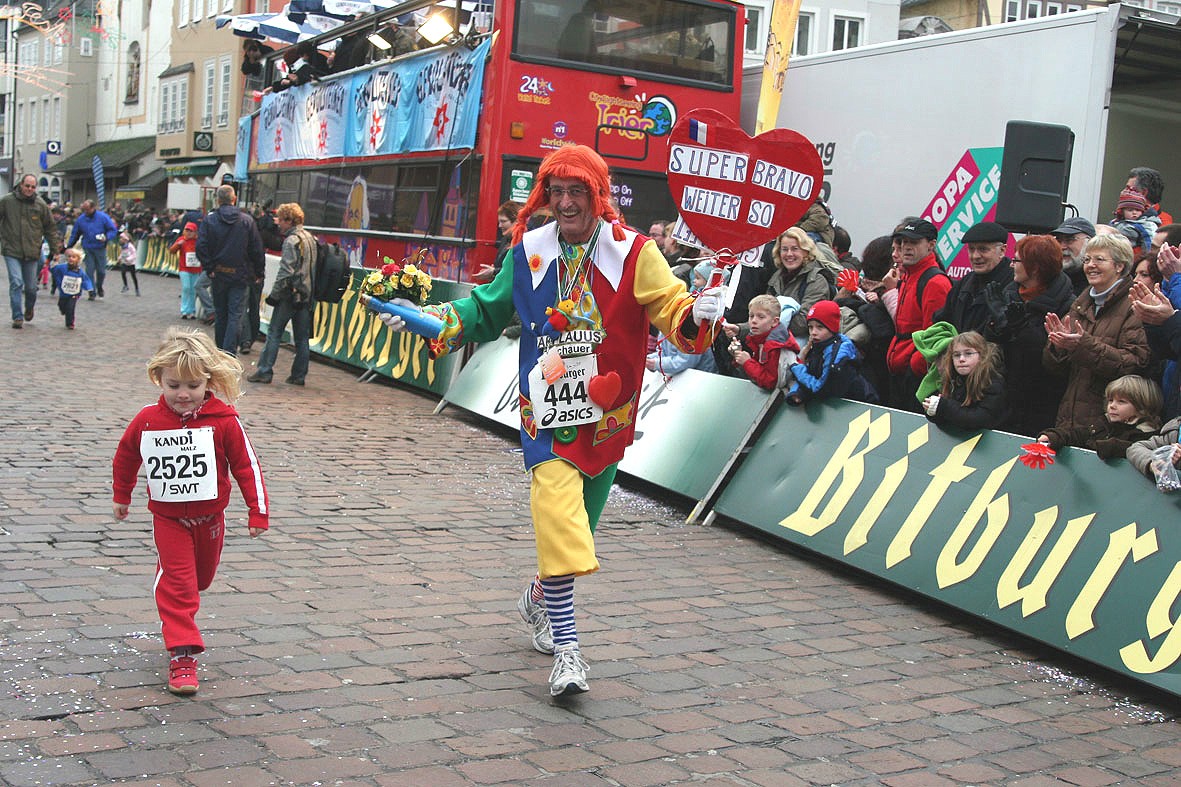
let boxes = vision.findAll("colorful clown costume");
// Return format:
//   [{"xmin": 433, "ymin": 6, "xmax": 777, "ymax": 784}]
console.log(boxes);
[{"xmin": 423, "ymin": 218, "xmax": 713, "ymax": 693}]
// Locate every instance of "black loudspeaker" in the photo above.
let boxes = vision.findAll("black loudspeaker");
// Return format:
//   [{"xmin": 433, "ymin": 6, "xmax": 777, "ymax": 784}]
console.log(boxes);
[{"xmin": 995, "ymin": 121, "xmax": 1075, "ymax": 234}]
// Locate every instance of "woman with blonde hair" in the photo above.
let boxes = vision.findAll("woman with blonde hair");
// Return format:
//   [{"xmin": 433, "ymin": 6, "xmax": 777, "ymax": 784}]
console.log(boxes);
[{"xmin": 767, "ymin": 226, "xmax": 831, "ymax": 337}]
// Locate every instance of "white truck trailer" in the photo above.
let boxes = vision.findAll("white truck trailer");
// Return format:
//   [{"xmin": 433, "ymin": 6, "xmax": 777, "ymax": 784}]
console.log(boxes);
[{"xmin": 742, "ymin": 5, "xmax": 1181, "ymax": 265}]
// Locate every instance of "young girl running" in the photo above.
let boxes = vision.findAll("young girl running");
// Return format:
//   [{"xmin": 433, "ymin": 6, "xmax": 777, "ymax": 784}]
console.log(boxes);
[
  {"xmin": 112, "ymin": 329, "xmax": 269, "ymax": 695},
  {"xmin": 921, "ymin": 331, "xmax": 1007, "ymax": 431},
  {"xmin": 118, "ymin": 232, "xmax": 140, "ymax": 295}
]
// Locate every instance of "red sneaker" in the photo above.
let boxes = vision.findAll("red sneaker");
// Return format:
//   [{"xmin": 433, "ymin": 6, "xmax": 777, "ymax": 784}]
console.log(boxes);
[{"xmin": 167, "ymin": 655, "xmax": 199, "ymax": 695}]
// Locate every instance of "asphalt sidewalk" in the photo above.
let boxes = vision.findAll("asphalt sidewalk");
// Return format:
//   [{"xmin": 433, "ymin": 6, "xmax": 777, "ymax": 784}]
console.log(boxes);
[{"xmin": 0, "ymin": 273, "xmax": 1178, "ymax": 786}]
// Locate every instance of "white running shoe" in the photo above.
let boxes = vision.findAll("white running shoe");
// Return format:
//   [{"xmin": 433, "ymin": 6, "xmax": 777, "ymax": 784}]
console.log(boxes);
[
  {"xmin": 549, "ymin": 644, "xmax": 589, "ymax": 697},
  {"xmin": 517, "ymin": 584, "xmax": 554, "ymax": 654}
]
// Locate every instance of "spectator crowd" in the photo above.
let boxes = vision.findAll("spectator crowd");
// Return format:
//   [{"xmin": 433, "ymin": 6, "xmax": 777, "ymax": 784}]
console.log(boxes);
[
  {"xmin": 11, "ymin": 161, "xmax": 1181, "ymax": 490},
  {"xmin": 644, "ymin": 165, "xmax": 1181, "ymax": 490}
]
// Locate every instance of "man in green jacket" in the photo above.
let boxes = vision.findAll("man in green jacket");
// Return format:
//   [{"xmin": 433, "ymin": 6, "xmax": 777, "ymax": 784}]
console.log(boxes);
[{"xmin": 1, "ymin": 175, "xmax": 60, "ymax": 329}]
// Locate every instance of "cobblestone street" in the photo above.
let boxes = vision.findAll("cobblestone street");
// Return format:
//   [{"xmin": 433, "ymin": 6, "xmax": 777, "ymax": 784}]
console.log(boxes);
[{"xmin": 1, "ymin": 274, "xmax": 1178, "ymax": 786}]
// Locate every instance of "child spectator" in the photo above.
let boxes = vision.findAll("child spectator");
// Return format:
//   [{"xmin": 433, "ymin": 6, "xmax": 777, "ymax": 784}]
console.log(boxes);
[
  {"xmin": 921, "ymin": 331, "xmax": 1007, "ymax": 430},
  {"xmin": 1127, "ymin": 414, "xmax": 1181, "ymax": 483},
  {"xmin": 852, "ymin": 236, "xmax": 900, "ymax": 397},
  {"xmin": 913, "ymin": 320, "xmax": 958, "ymax": 405},
  {"xmin": 1039, "ymin": 375, "xmax": 1162, "ymax": 459},
  {"xmin": 117, "ymin": 232, "xmax": 140, "ymax": 296},
  {"xmin": 168, "ymin": 222, "xmax": 201, "ymax": 319},
  {"xmin": 1111, "ymin": 188, "xmax": 1161, "ymax": 252},
  {"xmin": 646, "ymin": 261, "xmax": 724, "ymax": 377},
  {"xmin": 50, "ymin": 248, "xmax": 94, "ymax": 329},
  {"xmin": 785, "ymin": 300, "xmax": 878, "ymax": 404},
  {"xmin": 112, "ymin": 329, "xmax": 269, "ymax": 695},
  {"xmin": 728, "ymin": 293, "xmax": 799, "ymax": 390}
]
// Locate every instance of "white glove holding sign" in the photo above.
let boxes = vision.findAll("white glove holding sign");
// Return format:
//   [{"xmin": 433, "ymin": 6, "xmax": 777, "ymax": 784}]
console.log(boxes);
[
  {"xmin": 692, "ymin": 286, "xmax": 726, "ymax": 323},
  {"xmin": 376, "ymin": 298, "xmax": 421, "ymax": 332}
]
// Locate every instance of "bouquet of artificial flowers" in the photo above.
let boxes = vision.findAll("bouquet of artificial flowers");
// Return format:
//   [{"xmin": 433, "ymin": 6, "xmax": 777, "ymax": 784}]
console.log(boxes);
[
  {"xmin": 359, "ymin": 253, "xmax": 433, "ymax": 306},
  {"xmin": 358, "ymin": 251, "xmax": 443, "ymax": 338}
]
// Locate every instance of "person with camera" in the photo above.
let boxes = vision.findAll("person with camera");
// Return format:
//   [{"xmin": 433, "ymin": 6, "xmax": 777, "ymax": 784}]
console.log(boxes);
[
  {"xmin": 248, "ymin": 203, "xmax": 316, "ymax": 386},
  {"xmin": 68, "ymin": 200, "xmax": 118, "ymax": 301}
]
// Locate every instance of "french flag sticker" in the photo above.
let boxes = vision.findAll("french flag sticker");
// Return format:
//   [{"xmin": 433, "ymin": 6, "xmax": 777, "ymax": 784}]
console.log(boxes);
[{"xmin": 688, "ymin": 118, "xmax": 708, "ymax": 145}]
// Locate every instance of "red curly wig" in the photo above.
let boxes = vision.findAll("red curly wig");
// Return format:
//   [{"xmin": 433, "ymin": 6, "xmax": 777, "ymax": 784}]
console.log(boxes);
[{"xmin": 511, "ymin": 144, "xmax": 624, "ymax": 245}]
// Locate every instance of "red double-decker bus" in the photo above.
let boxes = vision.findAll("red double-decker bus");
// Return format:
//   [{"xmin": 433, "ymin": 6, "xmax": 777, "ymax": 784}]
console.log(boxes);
[{"xmin": 241, "ymin": 0, "xmax": 745, "ymax": 283}]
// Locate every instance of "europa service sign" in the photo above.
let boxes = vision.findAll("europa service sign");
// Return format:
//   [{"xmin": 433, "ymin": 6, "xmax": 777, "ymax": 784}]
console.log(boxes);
[{"xmin": 665, "ymin": 108, "xmax": 823, "ymax": 256}]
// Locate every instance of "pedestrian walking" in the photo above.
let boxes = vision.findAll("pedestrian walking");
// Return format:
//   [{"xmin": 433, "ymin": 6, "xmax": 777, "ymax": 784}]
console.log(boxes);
[
  {"xmin": 112, "ymin": 328, "xmax": 269, "ymax": 695},
  {"xmin": 195, "ymin": 186, "xmax": 265, "ymax": 354},
  {"xmin": 68, "ymin": 199, "xmax": 119, "ymax": 300},
  {"xmin": 248, "ymin": 202, "xmax": 316, "ymax": 385},
  {"xmin": 1, "ymin": 174, "xmax": 60, "ymax": 328}
]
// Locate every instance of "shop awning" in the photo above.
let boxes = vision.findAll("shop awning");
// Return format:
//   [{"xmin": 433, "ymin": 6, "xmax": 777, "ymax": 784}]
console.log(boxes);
[
  {"xmin": 114, "ymin": 167, "xmax": 168, "ymax": 198},
  {"xmin": 165, "ymin": 159, "xmax": 220, "ymax": 177},
  {"xmin": 52, "ymin": 136, "xmax": 156, "ymax": 174}
]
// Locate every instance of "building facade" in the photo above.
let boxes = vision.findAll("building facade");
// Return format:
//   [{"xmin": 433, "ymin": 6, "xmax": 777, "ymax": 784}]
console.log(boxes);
[
  {"xmin": 742, "ymin": 0, "xmax": 902, "ymax": 67},
  {"xmin": 156, "ymin": 0, "xmax": 247, "ymax": 213}
]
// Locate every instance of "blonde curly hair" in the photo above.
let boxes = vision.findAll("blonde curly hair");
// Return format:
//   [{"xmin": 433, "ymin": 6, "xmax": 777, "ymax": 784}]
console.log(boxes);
[{"xmin": 146, "ymin": 328, "xmax": 244, "ymax": 401}]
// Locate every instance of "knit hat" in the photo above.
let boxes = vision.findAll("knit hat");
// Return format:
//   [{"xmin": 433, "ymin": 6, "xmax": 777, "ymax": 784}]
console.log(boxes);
[
  {"xmin": 1117, "ymin": 188, "xmax": 1148, "ymax": 213},
  {"xmin": 692, "ymin": 260, "xmax": 732, "ymax": 288},
  {"xmin": 512, "ymin": 144, "xmax": 623, "ymax": 245},
  {"xmin": 805, "ymin": 300, "xmax": 841, "ymax": 334},
  {"xmin": 912, "ymin": 321, "xmax": 959, "ymax": 401}
]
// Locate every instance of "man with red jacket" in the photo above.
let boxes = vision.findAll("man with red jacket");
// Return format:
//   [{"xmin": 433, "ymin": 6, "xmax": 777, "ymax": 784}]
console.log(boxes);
[{"xmin": 886, "ymin": 219, "xmax": 951, "ymax": 411}]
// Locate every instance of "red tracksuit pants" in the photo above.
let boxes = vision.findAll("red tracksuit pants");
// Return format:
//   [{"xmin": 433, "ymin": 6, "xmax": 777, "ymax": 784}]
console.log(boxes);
[{"xmin": 152, "ymin": 512, "xmax": 225, "ymax": 653}]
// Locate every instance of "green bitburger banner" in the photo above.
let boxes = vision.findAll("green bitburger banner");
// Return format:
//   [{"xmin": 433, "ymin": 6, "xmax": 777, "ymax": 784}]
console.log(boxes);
[
  {"xmin": 714, "ymin": 398, "xmax": 1181, "ymax": 697},
  {"xmin": 305, "ymin": 275, "xmax": 468, "ymax": 396},
  {"xmin": 260, "ymin": 270, "xmax": 467, "ymax": 396}
]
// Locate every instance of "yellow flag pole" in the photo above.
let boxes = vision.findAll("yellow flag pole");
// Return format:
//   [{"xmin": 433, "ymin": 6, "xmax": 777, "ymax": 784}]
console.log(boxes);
[{"xmin": 754, "ymin": 0, "xmax": 803, "ymax": 135}]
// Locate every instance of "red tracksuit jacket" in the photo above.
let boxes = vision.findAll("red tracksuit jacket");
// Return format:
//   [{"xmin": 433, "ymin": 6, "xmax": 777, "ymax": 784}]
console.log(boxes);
[{"xmin": 113, "ymin": 395, "xmax": 269, "ymax": 529}]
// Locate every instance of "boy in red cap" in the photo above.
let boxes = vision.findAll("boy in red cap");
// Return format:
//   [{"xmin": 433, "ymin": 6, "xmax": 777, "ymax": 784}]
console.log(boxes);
[{"xmin": 785, "ymin": 299, "xmax": 879, "ymax": 404}]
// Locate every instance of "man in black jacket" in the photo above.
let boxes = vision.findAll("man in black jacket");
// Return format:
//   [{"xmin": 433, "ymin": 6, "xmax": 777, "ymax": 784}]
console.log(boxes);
[
  {"xmin": 196, "ymin": 186, "xmax": 264, "ymax": 354},
  {"xmin": 933, "ymin": 221, "xmax": 1014, "ymax": 334}
]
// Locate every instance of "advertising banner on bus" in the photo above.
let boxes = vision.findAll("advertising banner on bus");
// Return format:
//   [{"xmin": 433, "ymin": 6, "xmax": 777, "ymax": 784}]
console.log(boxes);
[{"xmin": 256, "ymin": 39, "xmax": 491, "ymax": 165}]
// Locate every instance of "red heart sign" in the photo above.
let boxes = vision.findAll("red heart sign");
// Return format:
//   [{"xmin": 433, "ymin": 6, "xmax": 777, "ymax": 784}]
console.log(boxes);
[{"xmin": 665, "ymin": 108, "xmax": 823, "ymax": 256}]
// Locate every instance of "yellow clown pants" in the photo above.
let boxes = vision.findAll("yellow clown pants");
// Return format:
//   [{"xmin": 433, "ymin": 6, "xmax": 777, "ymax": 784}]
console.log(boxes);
[{"xmin": 530, "ymin": 459, "xmax": 617, "ymax": 579}]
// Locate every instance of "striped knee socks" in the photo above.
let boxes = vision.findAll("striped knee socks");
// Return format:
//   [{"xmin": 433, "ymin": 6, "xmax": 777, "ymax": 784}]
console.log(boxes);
[{"xmin": 539, "ymin": 575, "xmax": 577, "ymax": 648}]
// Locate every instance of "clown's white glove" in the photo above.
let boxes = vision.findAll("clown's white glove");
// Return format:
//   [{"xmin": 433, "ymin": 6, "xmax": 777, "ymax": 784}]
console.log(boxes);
[
  {"xmin": 692, "ymin": 286, "xmax": 725, "ymax": 323},
  {"xmin": 376, "ymin": 297, "xmax": 420, "ymax": 332}
]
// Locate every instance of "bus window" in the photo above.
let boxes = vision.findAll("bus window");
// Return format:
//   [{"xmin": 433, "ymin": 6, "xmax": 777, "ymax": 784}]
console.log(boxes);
[
  {"xmin": 305, "ymin": 171, "xmax": 333, "ymax": 227},
  {"xmin": 275, "ymin": 171, "xmax": 303, "ymax": 208},
  {"xmin": 366, "ymin": 166, "xmax": 398, "ymax": 233},
  {"xmin": 515, "ymin": 0, "xmax": 735, "ymax": 88},
  {"xmin": 317, "ymin": 170, "xmax": 360, "ymax": 229},
  {"xmin": 393, "ymin": 164, "xmax": 441, "ymax": 234},
  {"xmin": 252, "ymin": 173, "xmax": 278, "ymax": 212}
]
